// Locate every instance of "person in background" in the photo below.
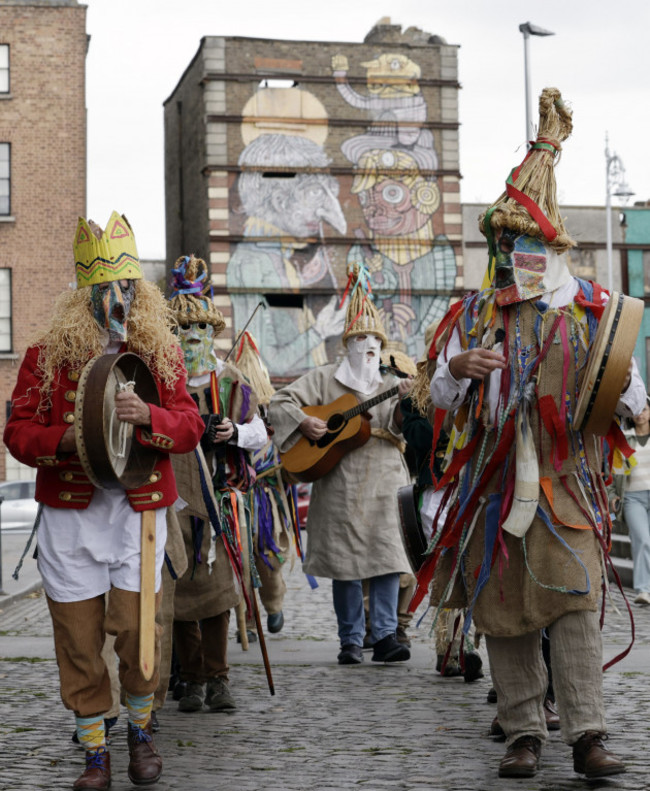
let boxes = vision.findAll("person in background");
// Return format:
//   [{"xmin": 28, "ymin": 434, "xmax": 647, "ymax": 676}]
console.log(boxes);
[
  {"xmin": 269, "ymin": 266, "xmax": 412, "ymax": 665},
  {"xmin": 622, "ymin": 395, "xmax": 650, "ymax": 605},
  {"xmin": 168, "ymin": 255, "xmax": 268, "ymax": 714},
  {"xmin": 233, "ymin": 330, "xmax": 302, "ymax": 637},
  {"xmin": 401, "ymin": 323, "xmax": 483, "ymax": 682}
]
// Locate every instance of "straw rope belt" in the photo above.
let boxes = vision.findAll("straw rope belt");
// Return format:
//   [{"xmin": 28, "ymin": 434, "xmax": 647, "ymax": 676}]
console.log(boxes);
[{"xmin": 370, "ymin": 427, "xmax": 406, "ymax": 454}]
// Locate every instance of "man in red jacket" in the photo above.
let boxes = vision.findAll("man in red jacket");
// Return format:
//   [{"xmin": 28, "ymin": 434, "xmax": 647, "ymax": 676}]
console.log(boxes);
[{"xmin": 3, "ymin": 212, "xmax": 204, "ymax": 791}]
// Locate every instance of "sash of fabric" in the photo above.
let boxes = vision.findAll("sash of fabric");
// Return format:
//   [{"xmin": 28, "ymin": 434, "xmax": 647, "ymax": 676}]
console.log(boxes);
[
  {"xmin": 538, "ymin": 395, "xmax": 569, "ymax": 471},
  {"xmin": 539, "ymin": 477, "xmax": 591, "ymax": 530},
  {"xmin": 463, "ymin": 492, "xmax": 502, "ymax": 627}
]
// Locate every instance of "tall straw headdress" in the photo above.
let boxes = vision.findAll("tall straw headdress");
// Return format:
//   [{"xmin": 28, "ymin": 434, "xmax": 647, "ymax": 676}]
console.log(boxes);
[
  {"xmin": 479, "ymin": 87, "xmax": 575, "ymax": 287},
  {"xmin": 168, "ymin": 254, "xmax": 226, "ymax": 334},
  {"xmin": 340, "ymin": 262, "xmax": 387, "ymax": 346},
  {"xmin": 234, "ymin": 331, "xmax": 276, "ymax": 406}
]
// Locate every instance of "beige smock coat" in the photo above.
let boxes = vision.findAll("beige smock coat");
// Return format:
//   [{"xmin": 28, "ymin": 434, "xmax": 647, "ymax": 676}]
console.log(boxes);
[
  {"xmin": 269, "ymin": 363, "xmax": 410, "ymax": 580},
  {"xmin": 171, "ymin": 385, "xmax": 240, "ymax": 621}
]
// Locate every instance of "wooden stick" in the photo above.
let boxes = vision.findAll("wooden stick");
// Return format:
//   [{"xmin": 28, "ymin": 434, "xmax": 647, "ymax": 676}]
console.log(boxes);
[
  {"xmin": 236, "ymin": 599, "xmax": 249, "ymax": 651},
  {"xmin": 251, "ymin": 586, "xmax": 275, "ymax": 696},
  {"xmin": 139, "ymin": 509, "xmax": 156, "ymax": 681}
]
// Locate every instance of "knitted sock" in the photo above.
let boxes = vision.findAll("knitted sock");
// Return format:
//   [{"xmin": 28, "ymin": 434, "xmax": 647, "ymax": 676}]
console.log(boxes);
[
  {"xmin": 75, "ymin": 715, "xmax": 106, "ymax": 752},
  {"xmin": 125, "ymin": 692, "xmax": 154, "ymax": 729}
]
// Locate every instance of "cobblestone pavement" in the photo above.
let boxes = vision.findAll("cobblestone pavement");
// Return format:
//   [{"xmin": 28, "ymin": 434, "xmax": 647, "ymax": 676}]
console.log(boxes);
[{"xmin": 0, "ymin": 555, "xmax": 649, "ymax": 791}]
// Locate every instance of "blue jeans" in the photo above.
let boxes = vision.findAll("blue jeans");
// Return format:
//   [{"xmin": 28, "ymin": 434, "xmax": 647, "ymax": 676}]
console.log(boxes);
[
  {"xmin": 623, "ymin": 490, "xmax": 650, "ymax": 593},
  {"xmin": 332, "ymin": 573, "xmax": 400, "ymax": 647}
]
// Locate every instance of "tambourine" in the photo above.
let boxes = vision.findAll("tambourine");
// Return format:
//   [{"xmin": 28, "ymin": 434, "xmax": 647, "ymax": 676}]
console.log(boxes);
[
  {"xmin": 74, "ymin": 352, "xmax": 161, "ymax": 489},
  {"xmin": 397, "ymin": 484, "xmax": 428, "ymax": 573},
  {"xmin": 574, "ymin": 292, "xmax": 643, "ymax": 435}
]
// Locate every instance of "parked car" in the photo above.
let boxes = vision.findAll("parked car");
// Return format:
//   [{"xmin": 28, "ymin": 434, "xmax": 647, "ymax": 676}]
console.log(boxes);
[{"xmin": 0, "ymin": 480, "xmax": 38, "ymax": 532}]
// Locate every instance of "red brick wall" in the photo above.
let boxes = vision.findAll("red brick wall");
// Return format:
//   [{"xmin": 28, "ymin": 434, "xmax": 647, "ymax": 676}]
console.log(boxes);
[{"xmin": 0, "ymin": 2, "xmax": 87, "ymax": 480}]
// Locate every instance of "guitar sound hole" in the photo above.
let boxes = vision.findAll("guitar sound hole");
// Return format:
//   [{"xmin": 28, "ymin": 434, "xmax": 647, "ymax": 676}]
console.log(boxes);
[{"xmin": 327, "ymin": 413, "xmax": 344, "ymax": 431}]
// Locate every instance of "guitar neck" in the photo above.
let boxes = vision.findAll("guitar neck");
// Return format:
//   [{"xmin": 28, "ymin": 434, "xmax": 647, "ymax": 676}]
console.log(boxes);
[{"xmin": 342, "ymin": 385, "xmax": 399, "ymax": 420}]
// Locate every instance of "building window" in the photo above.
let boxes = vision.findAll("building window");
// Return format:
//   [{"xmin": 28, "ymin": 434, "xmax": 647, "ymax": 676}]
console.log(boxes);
[
  {"xmin": 0, "ymin": 45, "xmax": 8, "ymax": 93},
  {"xmin": 0, "ymin": 144, "xmax": 9, "ymax": 215},
  {"xmin": 0, "ymin": 269, "xmax": 11, "ymax": 352}
]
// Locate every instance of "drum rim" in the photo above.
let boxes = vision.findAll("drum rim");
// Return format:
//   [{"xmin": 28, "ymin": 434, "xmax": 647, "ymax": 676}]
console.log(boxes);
[{"xmin": 74, "ymin": 352, "xmax": 161, "ymax": 490}]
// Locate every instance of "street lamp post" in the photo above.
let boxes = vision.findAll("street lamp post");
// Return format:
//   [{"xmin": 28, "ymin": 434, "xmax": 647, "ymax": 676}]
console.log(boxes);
[
  {"xmin": 519, "ymin": 22, "xmax": 555, "ymax": 145},
  {"xmin": 605, "ymin": 133, "xmax": 634, "ymax": 293}
]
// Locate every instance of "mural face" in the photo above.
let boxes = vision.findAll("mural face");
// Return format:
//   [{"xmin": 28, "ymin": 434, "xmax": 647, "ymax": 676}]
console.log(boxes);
[
  {"xmin": 226, "ymin": 53, "xmax": 458, "ymax": 374},
  {"xmin": 334, "ymin": 53, "xmax": 457, "ymax": 358},
  {"xmin": 227, "ymin": 123, "xmax": 348, "ymax": 376}
]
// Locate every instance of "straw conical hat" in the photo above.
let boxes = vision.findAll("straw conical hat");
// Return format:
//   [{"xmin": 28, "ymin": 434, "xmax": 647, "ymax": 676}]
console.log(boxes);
[
  {"xmin": 479, "ymin": 87, "xmax": 575, "ymax": 255},
  {"xmin": 168, "ymin": 254, "xmax": 226, "ymax": 333},
  {"xmin": 342, "ymin": 265, "xmax": 388, "ymax": 346}
]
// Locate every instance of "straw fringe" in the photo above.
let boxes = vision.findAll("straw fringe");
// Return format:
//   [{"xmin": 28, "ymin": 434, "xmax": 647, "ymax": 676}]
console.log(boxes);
[{"xmin": 235, "ymin": 332, "xmax": 276, "ymax": 406}]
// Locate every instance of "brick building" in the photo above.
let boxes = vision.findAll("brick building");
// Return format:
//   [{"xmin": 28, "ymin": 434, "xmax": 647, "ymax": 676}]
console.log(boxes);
[
  {"xmin": 0, "ymin": 0, "xmax": 87, "ymax": 481},
  {"xmin": 164, "ymin": 18, "xmax": 463, "ymax": 381}
]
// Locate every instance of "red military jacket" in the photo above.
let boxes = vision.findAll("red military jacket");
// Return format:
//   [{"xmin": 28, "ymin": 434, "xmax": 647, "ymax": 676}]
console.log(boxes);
[{"xmin": 3, "ymin": 344, "xmax": 204, "ymax": 512}]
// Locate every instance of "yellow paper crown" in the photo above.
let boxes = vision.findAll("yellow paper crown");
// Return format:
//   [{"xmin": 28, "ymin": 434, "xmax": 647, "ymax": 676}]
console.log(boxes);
[{"xmin": 74, "ymin": 211, "xmax": 142, "ymax": 288}]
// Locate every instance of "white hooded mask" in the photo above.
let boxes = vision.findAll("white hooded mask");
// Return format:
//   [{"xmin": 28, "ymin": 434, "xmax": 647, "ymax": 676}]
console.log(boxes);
[{"xmin": 335, "ymin": 333, "xmax": 383, "ymax": 394}]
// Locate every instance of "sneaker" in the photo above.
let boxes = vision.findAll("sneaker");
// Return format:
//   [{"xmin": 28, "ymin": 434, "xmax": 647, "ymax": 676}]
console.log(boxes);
[
  {"xmin": 267, "ymin": 611, "xmax": 284, "ymax": 633},
  {"xmin": 371, "ymin": 633, "xmax": 410, "ymax": 663},
  {"xmin": 178, "ymin": 682, "xmax": 205, "ymax": 712},
  {"xmin": 337, "ymin": 644, "xmax": 364, "ymax": 664},
  {"xmin": 150, "ymin": 711, "xmax": 160, "ymax": 733},
  {"xmin": 634, "ymin": 591, "xmax": 650, "ymax": 605},
  {"xmin": 205, "ymin": 677, "xmax": 237, "ymax": 711},
  {"xmin": 396, "ymin": 625, "xmax": 411, "ymax": 647}
]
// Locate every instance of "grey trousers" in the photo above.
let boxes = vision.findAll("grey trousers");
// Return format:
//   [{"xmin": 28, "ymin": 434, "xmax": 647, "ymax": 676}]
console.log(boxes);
[{"xmin": 486, "ymin": 610, "xmax": 606, "ymax": 747}]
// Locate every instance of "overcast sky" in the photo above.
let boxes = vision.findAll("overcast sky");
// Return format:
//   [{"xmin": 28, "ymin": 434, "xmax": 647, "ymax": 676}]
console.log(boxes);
[{"xmin": 84, "ymin": 0, "xmax": 650, "ymax": 259}]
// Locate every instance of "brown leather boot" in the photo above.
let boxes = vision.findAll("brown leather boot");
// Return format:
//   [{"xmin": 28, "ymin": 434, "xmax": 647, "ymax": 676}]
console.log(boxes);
[
  {"xmin": 127, "ymin": 721, "xmax": 162, "ymax": 785},
  {"xmin": 543, "ymin": 697, "xmax": 560, "ymax": 731},
  {"xmin": 72, "ymin": 747, "xmax": 111, "ymax": 790},
  {"xmin": 498, "ymin": 735, "xmax": 542, "ymax": 777},
  {"xmin": 572, "ymin": 731, "xmax": 625, "ymax": 778}
]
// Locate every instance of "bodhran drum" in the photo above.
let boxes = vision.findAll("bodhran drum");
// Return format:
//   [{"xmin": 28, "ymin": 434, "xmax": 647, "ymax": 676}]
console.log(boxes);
[
  {"xmin": 397, "ymin": 484, "xmax": 428, "ymax": 573},
  {"xmin": 574, "ymin": 292, "xmax": 644, "ymax": 436},
  {"xmin": 74, "ymin": 352, "xmax": 161, "ymax": 489}
]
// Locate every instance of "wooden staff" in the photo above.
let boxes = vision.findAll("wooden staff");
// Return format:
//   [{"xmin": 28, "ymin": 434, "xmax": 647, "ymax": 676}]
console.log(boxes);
[
  {"xmin": 139, "ymin": 509, "xmax": 156, "ymax": 680},
  {"xmin": 251, "ymin": 586, "xmax": 275, "ymax": 696}
]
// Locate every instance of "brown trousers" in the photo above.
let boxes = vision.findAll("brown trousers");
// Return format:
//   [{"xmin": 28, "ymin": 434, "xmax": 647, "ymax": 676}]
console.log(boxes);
[
  {"xmin": 153, "ymin": 563, "xmax": 176, "ymax": 711},
  {"xmin": 173, "ymin": 609, "xmax": 230, "ymax": 683},
  {"xmin": 47, "ymin": 587, "xmax": 162, "ymax": 718}
]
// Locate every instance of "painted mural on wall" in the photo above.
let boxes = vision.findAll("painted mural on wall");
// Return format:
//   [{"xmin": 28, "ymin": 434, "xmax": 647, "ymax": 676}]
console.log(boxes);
[
  {"xmin": 332, "ymin": 53, "xmax": 457, "ymax": 359},
  {"xmin": 227, "ymin": 88, "xmax": 347, "ymax": 377},
  {"xmin": 226, "ymin": 54, "xmax": 458, "ymax": 375}
]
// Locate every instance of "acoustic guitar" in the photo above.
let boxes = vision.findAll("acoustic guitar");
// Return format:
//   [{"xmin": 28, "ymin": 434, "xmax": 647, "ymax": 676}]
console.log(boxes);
[{"xmin": 280, "ymin": 385, "xmax": 399, "ymax": 482}]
